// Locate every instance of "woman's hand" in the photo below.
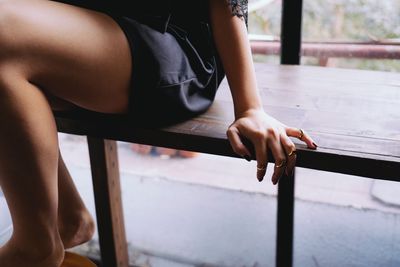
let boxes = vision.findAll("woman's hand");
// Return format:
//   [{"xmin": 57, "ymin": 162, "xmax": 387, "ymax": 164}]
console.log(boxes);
[
  {"xmin": 208, "ymin": 0, "xmax": 317, "ymax": 183},
  {"xmin": 226, "ymin": 108, "xmax": 318, "ymax": 184}
]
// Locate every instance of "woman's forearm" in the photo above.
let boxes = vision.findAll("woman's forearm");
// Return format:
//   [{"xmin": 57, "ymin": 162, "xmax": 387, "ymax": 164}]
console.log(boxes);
[{"xmin": 208, "ymin": 0, "xmax": 263, "ymax": 118}]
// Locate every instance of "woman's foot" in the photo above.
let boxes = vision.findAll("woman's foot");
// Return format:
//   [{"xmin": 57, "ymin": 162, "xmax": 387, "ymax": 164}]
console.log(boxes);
[
  {"xmin": 59, "ymin": 210, "xmax": 96, "ymax": 249},
  {"xmin": 177, "ymin": 150, "xmax": 199, "ymax": 158},
  {"xmin": 155, "ymin": 147, "xmax": 179, "ymax": 157},
  {"xmin": 0, "ymin": 236, "xmax": 64, "ymax": 267},
  {"xmin": 130, "ymin": 144, "xmax": 153, "ymax": 155},
  {"xmin": 130, "ymin": 144, "xmax": 199, "ymax": 158}
]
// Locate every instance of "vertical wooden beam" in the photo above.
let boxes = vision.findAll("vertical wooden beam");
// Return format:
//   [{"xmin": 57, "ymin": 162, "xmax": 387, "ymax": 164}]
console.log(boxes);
[
  {"xmin": 281, "ymin": 0, "xmax": 303, "ymax": 64},
  {"xmin": 276, "ymin": 169, "xmax": 295, "ymax": 267},
  {"xmin": 87, "ymin": 137, "xmax": 129, "ymax": 267}
]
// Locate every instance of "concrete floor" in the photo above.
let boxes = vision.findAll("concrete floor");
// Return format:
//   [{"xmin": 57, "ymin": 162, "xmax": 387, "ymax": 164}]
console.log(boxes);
[{"xmin": 1, "ymin": 133, "xmax": 400, "ymax": 266}]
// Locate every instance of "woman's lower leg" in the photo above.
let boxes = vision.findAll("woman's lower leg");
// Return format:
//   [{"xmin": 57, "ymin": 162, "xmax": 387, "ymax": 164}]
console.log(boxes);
[
  {"xmin": 0, "ymin": 1, "xmax": 133, "ymax": 263},
  {"xmin": 57, "ymin": 150, "xmax": 95, "ymax": 249},
  {"xmin": 0, "ymin": 69, "xmax": 64, "ymax": 266}
]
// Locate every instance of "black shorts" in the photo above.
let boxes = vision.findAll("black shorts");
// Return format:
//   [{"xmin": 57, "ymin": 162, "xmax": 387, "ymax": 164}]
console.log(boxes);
[
  {"xmin": 109, "ymin": 14, "xmax": 226, "ymax": 127},
  {"xmin": 52, "ymin": 0, "xmax": 226, "ymax": 127}
]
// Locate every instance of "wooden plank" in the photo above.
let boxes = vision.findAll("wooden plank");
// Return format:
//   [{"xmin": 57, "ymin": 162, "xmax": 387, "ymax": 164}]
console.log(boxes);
[
  {"xmin": 53, "ymin": 101, "xmax": 400, "ymax": 160},
  {"xmin": 87, "ymin": 138, "xmax": 129, "ymax": 267},
  {"xmin": 214, "ymin": 65, "xmax": 400, "ymax": 140},
  {"xmin": 251, "ymin": 41, "xmax": 400, "ymax": 60},
  {"xmin": 54, "ymin": 64, "xmax": 400, "ymax": 180}
]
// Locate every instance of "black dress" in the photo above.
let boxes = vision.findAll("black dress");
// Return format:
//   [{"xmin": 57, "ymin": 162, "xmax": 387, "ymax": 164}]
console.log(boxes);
[{"xmin": 52, "ymin": 0, "xmax": 249, "ymax": 126}]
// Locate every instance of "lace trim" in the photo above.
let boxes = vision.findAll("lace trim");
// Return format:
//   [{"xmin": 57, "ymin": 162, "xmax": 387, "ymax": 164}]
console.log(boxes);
[{"xmin": 226, "ymin": 0, "xmax": 248, "ymax": 28}]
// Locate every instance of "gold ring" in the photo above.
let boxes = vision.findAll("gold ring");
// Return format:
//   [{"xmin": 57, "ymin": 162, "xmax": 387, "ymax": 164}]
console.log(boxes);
[
  {"xmin": 288, "ymin": 149, "xmax": 297, "ymax": 156},
  {"xmin": 257, "ymin": 165, "xmax": 267, "ymax": 171},
  {"xmin": 275, "ymin": 159, "xmax": 286, "ymax": 168},
  {"xmin": 298, "ymin": 128, "xmax": 304, "ymax": 139}
]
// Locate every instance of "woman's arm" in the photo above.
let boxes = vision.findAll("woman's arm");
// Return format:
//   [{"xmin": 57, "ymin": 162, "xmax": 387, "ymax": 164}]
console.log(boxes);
[{"xmin": 208, "ymin": 0, "xmax": 318, "ymax": 184}]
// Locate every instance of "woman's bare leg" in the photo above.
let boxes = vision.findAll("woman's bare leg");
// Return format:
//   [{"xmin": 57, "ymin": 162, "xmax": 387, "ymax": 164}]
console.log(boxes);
[
  {"xmin": 57, "ymin": 150, "xmax": 95, "ymax": 249},
  {"xmin": 0, "ymin": 0, "xmax": 132, "ymax": 266},
  {"xmin": 0, "ymin": 65, "xmax": 66, "ymax": 267},
  {"xmin": 42, "ymin": 94, "xmax": 96, "ymax": 249}
]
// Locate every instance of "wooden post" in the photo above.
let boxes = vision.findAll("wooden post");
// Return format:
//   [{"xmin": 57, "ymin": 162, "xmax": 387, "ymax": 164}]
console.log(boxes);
[{"xmin": 87, "ymin": 137, "xmax": 129, "ymax": 267}]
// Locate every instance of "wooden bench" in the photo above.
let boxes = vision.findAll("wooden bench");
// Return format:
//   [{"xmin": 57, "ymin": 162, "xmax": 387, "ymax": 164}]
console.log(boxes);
[{"xmin": 53, "ymin": 63, "xmax": 400, "ymax": 267}]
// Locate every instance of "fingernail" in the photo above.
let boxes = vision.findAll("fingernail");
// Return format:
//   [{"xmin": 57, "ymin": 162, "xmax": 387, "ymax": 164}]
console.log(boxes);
[
  {"xmin": 243, "ymin": 155, "xmax": 251, "ymax": 162},
  {"xmin": 312, "ymin": 142, "xmax": 318, "ymax": 148},
  {"xmin": 258, "ymin": 176, "xmax": 263, "ymax": 182}
]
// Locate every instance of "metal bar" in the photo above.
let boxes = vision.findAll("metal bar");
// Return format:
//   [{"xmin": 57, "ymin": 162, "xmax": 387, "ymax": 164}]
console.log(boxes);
[
  {"xmin": 280, "ymin": 0, "xmax": 303, "ymax": 64},
  {"xmin": 276, "ymin": 170, "xmax": 296, "ymax": 267},
  {"xmin": 277, "ymin": 1, "xmax": 302, "ymax": 266}
]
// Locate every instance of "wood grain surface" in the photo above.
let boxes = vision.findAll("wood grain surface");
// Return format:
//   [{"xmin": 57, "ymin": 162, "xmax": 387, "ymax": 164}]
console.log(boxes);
[{"xmin": 54, "ymin": 63, "xmax": 400, "ymax": 180}]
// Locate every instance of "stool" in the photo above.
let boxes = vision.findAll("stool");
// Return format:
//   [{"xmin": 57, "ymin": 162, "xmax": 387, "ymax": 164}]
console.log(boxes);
[{"xmin": 61, "ymin": 251, "xmax": 97, "ymax": 267}]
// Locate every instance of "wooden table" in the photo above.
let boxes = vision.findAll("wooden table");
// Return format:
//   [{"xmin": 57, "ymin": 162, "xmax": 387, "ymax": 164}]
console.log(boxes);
[{"xmin": 54, "ymin": 63, "xmax": 400, "ymax": 267}]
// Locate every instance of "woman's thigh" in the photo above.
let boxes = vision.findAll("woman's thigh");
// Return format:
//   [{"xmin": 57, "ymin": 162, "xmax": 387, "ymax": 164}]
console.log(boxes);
[{"xmin": 0, "ymin": 0, "xmax": 132, "ymax": 114}]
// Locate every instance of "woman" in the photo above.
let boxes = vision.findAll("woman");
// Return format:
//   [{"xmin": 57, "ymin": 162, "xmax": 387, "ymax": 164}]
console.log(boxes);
[{"xmin": 0, "ymin": 0, "xmax": 317, "ymax": 266}]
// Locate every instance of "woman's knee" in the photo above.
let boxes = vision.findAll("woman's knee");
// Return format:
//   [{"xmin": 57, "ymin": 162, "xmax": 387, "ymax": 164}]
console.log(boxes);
[
  {"xmin": 0, "ymin": 0, "xmax": 29, "ymax": 59},
  {"xmin": 0, "ymin": 1, "xmax": 15, "ymax": 54},
  {"xmin": 0, "ymin": 0, "xmax": 132, "ymax": 114}
]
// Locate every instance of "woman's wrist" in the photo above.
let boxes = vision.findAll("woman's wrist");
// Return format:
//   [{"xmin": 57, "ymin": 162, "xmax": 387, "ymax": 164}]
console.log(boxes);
[
  {"xmin": 234, "ymin": 105, "xmax": 265, "ymax": 119},
  {"xmin": 232, "ymin": 86, "xmax": 264, "ymax": 119}
]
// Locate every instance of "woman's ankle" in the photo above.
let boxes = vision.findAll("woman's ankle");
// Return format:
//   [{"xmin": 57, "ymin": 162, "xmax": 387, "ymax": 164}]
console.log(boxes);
[
  {"xmin": 5, "ymin": 234, "xmax": 65, "ymax": 266},
  {"xmin": 59, "ymin": 209, "xmax": 95, "ymax": 249}
]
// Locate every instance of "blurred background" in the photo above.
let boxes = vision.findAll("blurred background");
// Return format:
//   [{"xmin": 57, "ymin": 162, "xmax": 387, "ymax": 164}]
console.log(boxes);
[
  {"xmin": 1, "ymin": 0, "xmax": 399, "ymax": 266},
  {"xmin": 250, "ymin": 0, "xmax": 400, "ymax": 71}
]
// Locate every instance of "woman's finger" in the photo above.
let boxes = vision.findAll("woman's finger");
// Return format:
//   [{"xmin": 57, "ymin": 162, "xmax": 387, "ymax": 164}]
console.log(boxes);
[
  {"xmin": 254, "ymin": 137, "xmax": 268, "ymax": 182},
  {"xmin": 280, "ymin": 134, "xmax": 297, "ymax": 177},
  {"xmin": 226, "ymin": 126, "xmax": 252, "ymax": 159},
  {"xmin": 234, "ymin": 121, "xmax": 269, "ymax": 182},
  {"xmin": 267, "ymin": 131, "xmax": 288, "ymax": 185},
  {"xmin": 285, "ymin": 127, "xmax": 317, "ymax": 149},
  {"xmin": 243, "ymin": 129, "xmax": 268, "ymax": 182}
]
